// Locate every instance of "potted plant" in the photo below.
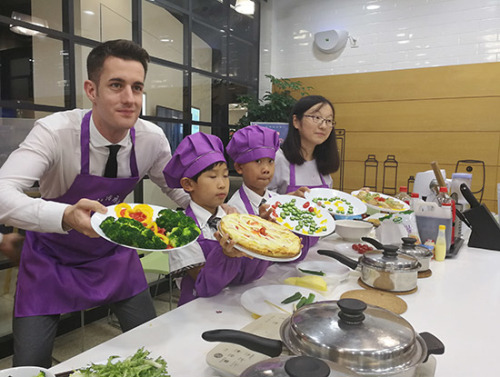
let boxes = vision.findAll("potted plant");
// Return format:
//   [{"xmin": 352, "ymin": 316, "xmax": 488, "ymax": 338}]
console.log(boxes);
[{"xmin": 236, "ymin": 74, "xmax": 312, "ymax": 129}]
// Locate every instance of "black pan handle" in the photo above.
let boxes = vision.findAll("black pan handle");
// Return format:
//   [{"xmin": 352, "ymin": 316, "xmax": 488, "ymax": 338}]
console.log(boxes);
[
  {"xmin": 317, "ymin": 249, "xmax": 358, "ymax": 270},
  {"xmin": 419, "ymin": 332, "xmax": 445, "ymax": 362},
  {"xmin": 202, "ymin": 329, "xmax": 283, "ymax": 357},
  {"xmin": 460, "ymin": 183, "xmax": 480, "ymax": 208},
  {"xmin": 361, "ymin": 237, "xmax": 384, "ymax": 249}
]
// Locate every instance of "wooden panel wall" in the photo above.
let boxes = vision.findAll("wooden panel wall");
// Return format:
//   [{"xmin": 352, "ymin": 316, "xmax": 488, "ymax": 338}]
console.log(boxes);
[{"xmin": 293, "ymin": 63, "xmax": 500, "ymax": 211}]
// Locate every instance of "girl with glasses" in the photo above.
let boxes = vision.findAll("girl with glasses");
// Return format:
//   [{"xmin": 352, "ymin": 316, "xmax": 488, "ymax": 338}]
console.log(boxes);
[{"xmin": 268, "ymin": 95, "xmax": 340, "ymax": 196}]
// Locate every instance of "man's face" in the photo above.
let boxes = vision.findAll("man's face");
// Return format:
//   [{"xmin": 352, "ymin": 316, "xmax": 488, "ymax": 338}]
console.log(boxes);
[{"xmin": 84, "ymin": 56, "xmax": 145, "ymax": 142}]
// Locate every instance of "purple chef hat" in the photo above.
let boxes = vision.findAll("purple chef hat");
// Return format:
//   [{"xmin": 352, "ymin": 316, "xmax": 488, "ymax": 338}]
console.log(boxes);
[
  {"xmin": 226, "ymin": 125, "xmax": 280, "ymax": 164},
  {"xmin": 163, "ymin": 132, "xmax": 226, "ymax": 188}
]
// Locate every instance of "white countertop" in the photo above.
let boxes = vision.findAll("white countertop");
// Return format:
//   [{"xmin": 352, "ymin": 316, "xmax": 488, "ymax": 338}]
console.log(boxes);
[{"xmin": 50, "ymin": 234, "xmax": 500, "ymax": 376}]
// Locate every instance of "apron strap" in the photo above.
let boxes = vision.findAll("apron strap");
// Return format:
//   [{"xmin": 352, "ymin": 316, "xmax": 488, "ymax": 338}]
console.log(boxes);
[{"xmin": 238, "ymin": 186, "xmax": 256, "ymax": 215}]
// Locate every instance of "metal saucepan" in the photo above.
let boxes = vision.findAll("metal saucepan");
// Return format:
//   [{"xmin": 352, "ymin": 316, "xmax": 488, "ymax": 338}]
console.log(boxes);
[
  {"xmin": 317, "ymin": 237, "xmax": 421, "ymax": 292},
  {"xmin": 399, "ymin": 237, "xmax": 433, "ymax": 272},
  {"xmin": 202, "ymin": 299, "xmax": 444, "ymax": 377}
]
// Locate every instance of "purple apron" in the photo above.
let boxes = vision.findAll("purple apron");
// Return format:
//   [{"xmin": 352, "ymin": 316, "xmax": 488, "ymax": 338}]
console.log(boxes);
[
  {"xmin": 238, "ymin": 186, "xmax": 272, "ymax": 216},
  {"xmin": 15, "ymin": 111, "xmax": 148, "ymax": 317},
  {"xmin": 178, "ymin": 206, "xmax": 270, "ymax": 305},
  {"xmin": 287, "ymin": 163, "xmax": 330, "ymax": 250}
]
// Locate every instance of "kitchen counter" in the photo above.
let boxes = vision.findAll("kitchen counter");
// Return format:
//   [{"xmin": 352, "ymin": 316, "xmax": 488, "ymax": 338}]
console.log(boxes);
[{"xmin": 50, "ymin": 234, "xmax": 499, "ymax": 376}]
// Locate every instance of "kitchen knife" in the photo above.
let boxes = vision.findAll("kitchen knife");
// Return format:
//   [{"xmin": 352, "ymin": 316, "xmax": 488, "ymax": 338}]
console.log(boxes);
[{"xmin": 460, "ymin": 183, "xmax": 480, "ymax": 208}]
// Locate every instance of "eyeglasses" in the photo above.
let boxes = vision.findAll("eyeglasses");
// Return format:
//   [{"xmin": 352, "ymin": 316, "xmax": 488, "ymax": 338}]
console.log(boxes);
[{"xmin": 303, "ymin": 114, "xmax": 336, "ymax": 128}]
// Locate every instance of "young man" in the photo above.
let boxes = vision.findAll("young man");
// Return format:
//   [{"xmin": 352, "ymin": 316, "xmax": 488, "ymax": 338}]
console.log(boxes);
[
  {"xmin": 0, "ymin": 39, "xmax": 188, "ymax": 367},
  {"xmin": 163, "ymin": 132, "xmax": 271, "ymax": 305}
]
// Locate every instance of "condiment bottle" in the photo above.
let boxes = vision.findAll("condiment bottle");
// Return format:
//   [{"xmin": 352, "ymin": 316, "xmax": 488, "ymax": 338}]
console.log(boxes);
[
  {"xmin": 409, "ymin": 192, "xmax": 421, "ymax": 210},
  {"xmin": 395, "ymin": 186, "xmax": 411, "ymax": 205},
  {"xmin": 436, "ymin": 186, "xmax": 451, "ymax": 206},
  {"xmin": 434, "ymin": 225, "xmax": 447, "ymax": 261}
]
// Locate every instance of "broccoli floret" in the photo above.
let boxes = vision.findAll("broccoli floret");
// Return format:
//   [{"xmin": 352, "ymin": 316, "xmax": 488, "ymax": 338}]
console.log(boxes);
[
  {"xmin": 100, "ymin": 217, "xmax": 167, "ymax": 250},
  {"xmin": 99, "ymin": 216, "xmax": 116, "ymax": 233},
  {"xmin": 156, "ymin": 209, "xmax": 183, "ymax": 232},
  {"xmin": 182, "ymin": 226, "xmax": 200, "ymax": 243}
]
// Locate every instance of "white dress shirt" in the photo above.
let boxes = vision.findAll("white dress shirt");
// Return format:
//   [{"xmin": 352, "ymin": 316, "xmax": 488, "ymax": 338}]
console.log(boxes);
[
  {"xmin": 268, "ymin": 149, "xmax": 333, "ymax": 194},
  {"xmin": 0, "ymin": 109, "xmax": 189, "ymax": 233},
  {"xmin": 168, "ymin": 201, "xmax": 227, "ymax": 273},
  {"xmin": 227, "ymin": 183, "xmax": 276, "ymax": 215}
]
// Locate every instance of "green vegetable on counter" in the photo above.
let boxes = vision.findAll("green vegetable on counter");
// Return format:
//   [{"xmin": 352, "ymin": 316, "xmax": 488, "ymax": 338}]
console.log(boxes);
[
  {"xmin": 298, "ymin": 268, "xmax": 326, "ymax": 276},
  {"xmin": 296, "ymin": 293, "xmax": 316, "ymax": 309},
  {"xmin": 70, "ymin": 347, "xmax": 170, "ymax": 377},
  {"xmin": 281, "ymin": 291, "xmax": 302, "ymax": 304}
]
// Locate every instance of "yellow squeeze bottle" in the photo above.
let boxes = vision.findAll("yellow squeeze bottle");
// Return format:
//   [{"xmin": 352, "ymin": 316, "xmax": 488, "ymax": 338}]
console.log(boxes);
[{"xmin": 434, "ymin": 225, "xmax": 447, "ymax": 262}]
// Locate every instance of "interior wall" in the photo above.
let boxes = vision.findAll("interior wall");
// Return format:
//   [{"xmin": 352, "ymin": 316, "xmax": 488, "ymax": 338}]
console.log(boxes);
[{"xmin": 295, "ymin": 62, "xmax": 500, "ymax": 211}]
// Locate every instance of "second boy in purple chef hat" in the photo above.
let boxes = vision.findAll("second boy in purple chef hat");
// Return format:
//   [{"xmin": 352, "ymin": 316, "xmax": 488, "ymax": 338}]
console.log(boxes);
[
  {"xmin": 163, "ymin": 132, "xmax": 271, "ymax": 305},
  {"xmin": 226, "ymin": 125, "xmax": 312, "ymax": 261}
]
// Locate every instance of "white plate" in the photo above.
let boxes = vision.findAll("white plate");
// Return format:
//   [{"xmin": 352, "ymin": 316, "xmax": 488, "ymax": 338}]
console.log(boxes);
[
  {"xmin": 240, "ymin": 284, "xmax": 319, "ymax": 316},
  {"xmin": 267, "ymin": 195, "xmax": 336, "ymax": 237},
  {"xmin": 91, "ymin": 203, "xmax": 199, "ymax": 252},
  {"xmin": 351, "ymin": 190, "xmax": 410, "ymax": 213},
  {"xmin": 218, "ymin": 222, "xmax": 302, "ymax": 262},
  {"xmin": 296, "ymin": 260, "xmax": 350, "ymax": 282},
  {"xmin": 305, "ymin": 188, "xmax": 367, "ymax": 217},
  {"xmin": 0, "ymin": 367, "xmax": 55, "ymax": 377}
]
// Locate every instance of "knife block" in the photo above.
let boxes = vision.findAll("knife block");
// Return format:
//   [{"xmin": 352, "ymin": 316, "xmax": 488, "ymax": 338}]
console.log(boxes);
[{"xmin": 462, "ymin": 204, "xmax": 500, "ymax": 251}]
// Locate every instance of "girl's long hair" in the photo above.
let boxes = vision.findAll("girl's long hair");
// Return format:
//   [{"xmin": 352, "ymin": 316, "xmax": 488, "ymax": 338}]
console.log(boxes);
[{"xmin": 281, "ymin": 95, "xmax": 340, "ymax": 175}]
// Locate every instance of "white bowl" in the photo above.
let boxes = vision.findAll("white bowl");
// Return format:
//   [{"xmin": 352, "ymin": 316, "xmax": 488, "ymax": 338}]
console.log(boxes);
[
  {"xmin": 0, "ymin": 367, "xmax": 55, "ymax": 377},
  {"xmin": 334, "ymin": 219, "xmax": 373, "ymax": 241}
]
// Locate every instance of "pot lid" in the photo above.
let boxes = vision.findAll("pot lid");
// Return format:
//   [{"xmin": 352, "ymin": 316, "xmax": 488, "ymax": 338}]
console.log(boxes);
[
  {"xmin": 240, "ymin": 355, "xmax": 357, "ymax": 377},
  {"xmin": 283, "ymin": 299, "xmax": 421, "ymax": 373},
  {"xmin": 400, "ymin": 237, "xmax": 434, "ymax": 258},
  {"xmin": 361, "ymin": 245, "xmax": 420, "ymax": 270}
]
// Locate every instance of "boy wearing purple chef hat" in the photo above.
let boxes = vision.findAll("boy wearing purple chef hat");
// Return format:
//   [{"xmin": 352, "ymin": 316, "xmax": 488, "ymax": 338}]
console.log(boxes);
[
  {"xmin": 163, "ymin": 132, "xmax": 271, "ymax": 306},
  {"xmin": 226, "ymin": 125, "xmax": 311, "ymax": 261}
]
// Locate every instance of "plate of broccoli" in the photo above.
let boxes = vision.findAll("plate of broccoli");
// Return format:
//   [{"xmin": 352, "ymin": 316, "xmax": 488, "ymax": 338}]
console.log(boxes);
[{"xmin": 91, "ymin": 203, "xmax": 201, "ymax": 251}]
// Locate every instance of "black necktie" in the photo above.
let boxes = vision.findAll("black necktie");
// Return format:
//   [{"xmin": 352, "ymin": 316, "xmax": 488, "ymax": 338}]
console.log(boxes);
[
  {"xmin": 259, "ymin": 198, "xmax": 267, "ymax": 207},
  {"xmin": 207, "ymin": 215, "xmax": 221, "ymax": 231},
  {"xmin": 104, "ymin": 145, "xmax": 121, "ymax": 178}
]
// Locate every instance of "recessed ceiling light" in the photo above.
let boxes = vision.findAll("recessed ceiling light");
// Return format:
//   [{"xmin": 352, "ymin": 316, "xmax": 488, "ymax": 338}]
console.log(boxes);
[{"xmin": 366, "ymin": 5, "xmax": 380, "ymax": 10}]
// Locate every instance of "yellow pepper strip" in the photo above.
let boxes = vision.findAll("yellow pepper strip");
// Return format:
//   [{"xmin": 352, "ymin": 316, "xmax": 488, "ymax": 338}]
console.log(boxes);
[
  {"xmin": 115, "ymin": 203, "xmax": 132, "ymax": 218},
  {"xmin": 157, "ymin": 233, "xmax": 170, "ymax": 245},
  {"xmin": 131, "ymin": 204, "xmax": 154, "ymax": 227},
  {"xmin": 148, "ymin": 221, "xmax": 158, "ymax": 232}
]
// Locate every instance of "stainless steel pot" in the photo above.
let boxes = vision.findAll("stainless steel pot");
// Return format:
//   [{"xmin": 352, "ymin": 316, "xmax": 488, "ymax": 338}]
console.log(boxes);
[
  {"xmin": 399, "ymin": 237, "xmax": 433, "ymax": 272},
  {"xmin": 202, "ymin": 299, "xmax": 444, "ymax": 377},
  {"xmin": 317, "ymin": 240, "xmax": 420, "ymax": 292}
]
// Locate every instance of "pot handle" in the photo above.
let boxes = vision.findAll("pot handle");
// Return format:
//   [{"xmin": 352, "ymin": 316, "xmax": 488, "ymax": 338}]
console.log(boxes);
[
  {"xmin": 419, "ymin": 332, "xmax": 445, "ymax": 362},
  {"xmin": 361, "ymin": 237, "xmax": 384, "ymax": 249},
  {"xmin": 202, "ymin": 329, "xmax": 283, "ymax": 357},
  {"xmin": 317, "ymin": 250, "xmax": 358, "ymax": 270}
]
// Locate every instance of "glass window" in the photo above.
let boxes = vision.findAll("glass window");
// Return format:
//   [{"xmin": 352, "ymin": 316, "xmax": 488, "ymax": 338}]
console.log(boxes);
[
  {"xmin": 142, "ymin": 0, "xmax": 184, "ymax": 65},
  {"xmin": 192, "ymin": 0, "xmax": 225, "ymax": 28},
  {"xmin": 75, "ymin": 0, "xmax": 132, "ymax": 41},
  {"xmin": 191, "ymin": 73, "xmax": 213, "ymax": 123},
  {"xmin": 229, "ymin": 1, "xmax": 258, "ymax": 42},
  {"xmin": 228, "ymin": 37, "xmax": 256, "ymax": 83},
  {"xmin": 75, "ymin": 44, "xmax": 93, "ymax": 109},
  {"xmin": 1, "ymin": 0, "xmax": 62, "ymax": 32},
  {"xmin": 144, "ymin": 63, "xmax": 184, "ymax": 118},
  {"xmin": 192, "ymin": 21, "xmax": 227, "ymax": 74}
]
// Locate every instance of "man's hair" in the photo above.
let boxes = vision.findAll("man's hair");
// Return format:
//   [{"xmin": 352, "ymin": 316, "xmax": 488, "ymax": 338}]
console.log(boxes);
[{"xmin": 87, "ymin": 39, "xmax": 150, "ymax": 84}]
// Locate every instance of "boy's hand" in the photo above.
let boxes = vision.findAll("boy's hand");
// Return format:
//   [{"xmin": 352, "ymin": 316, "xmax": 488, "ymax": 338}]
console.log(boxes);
[
  {"xmin": 221, "ymin": 203, "xmax": 239, "ymax": 214},
  {"xmin": 288, "ymin": 186, "xmax": 310, "ymax": 198},
  {"xmin": 258, "ymin": 203, "xmax": 275, "ymax": 222},
  {"xmin": 214, "ymin": 231, "xmax": 253, "ymax": 259}
]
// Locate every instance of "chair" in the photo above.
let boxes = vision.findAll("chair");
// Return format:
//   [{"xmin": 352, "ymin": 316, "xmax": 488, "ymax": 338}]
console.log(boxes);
[{"xmin": 140, "ymin": 251, "xmax": 174, "ymax": 310}]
